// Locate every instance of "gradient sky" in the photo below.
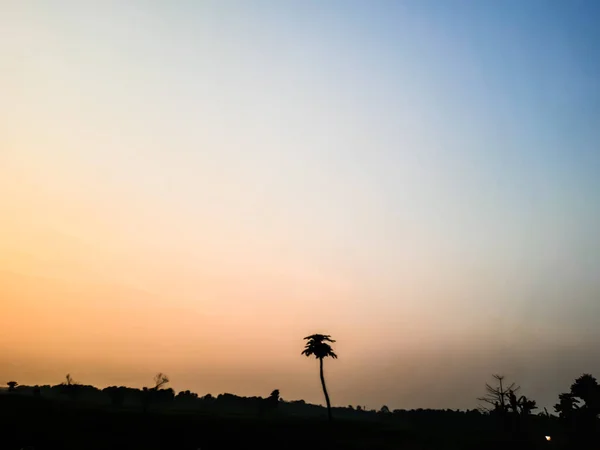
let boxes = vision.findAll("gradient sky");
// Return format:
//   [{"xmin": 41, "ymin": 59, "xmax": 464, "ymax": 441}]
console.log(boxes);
[{"xmin": 1, "ymin": 0, "xmax": 599, "ymax": 410}]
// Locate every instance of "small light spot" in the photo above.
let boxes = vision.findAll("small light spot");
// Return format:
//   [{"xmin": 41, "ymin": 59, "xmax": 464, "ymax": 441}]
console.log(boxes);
[{"xmin": 545, "ymin": 435, "xmax": 552, "ymax": 441}]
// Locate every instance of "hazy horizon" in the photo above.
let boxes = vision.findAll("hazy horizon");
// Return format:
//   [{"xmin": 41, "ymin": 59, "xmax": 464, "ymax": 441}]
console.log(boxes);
[{"xmin": 1, "ymin": 0, "xmax": 599, "ymax": 411}]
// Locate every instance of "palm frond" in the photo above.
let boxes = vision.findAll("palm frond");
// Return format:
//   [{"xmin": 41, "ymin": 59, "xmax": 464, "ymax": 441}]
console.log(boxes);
[
  {"xmin": 304, "ymin": 334, "xmax": 336, "ymax": 343},
  {"xmin": 302, "ymin": 334, "xmax": 338, "ymax": 359}
]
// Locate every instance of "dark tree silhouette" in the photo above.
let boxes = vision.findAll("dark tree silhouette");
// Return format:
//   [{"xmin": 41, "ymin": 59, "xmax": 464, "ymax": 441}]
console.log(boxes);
[
  {"xmin": 258, "ymin": 389, "xmax": 280, "ymax": 416},
  {"xmin": 555, "ymin": 374, "xmax": 599, "ymax": 417},
  {"xmin": 555, "ymin": 393, "xmax": 580, "ymax": 418},
  {"xmin": 103, "ymin": 386, "xmax": 126, "ymax": 407},
  {"xmin": 301, "ymin": 333, "xmax": 338, "ymax": 421},
  {"xmin": 61, "ymin": 374, "xmax": 80, "ymax": 400},
  {"xmin": 506, "ymin": 390, "xmax": 536, "ymax": 416},
  {"xmin": 142, "ymin": 387, "xmax": 150, "ymax": 412},
  {"xmin": 153, "ymin": 372, "xmax": 170, "ymax": 390},
  {"xmin": 478, "ymin": 374, "xmax": 519, "ymax": 414},
  {"xmin": 7, "ymin": 381, "xmax": 18, "ymax": 392},
  {"xmin": 555, "ymin": 373, "xmax": 600, "ymax": 444},
  {"xmin": 570, "ymin": 373, "xmax": 600, "ymax": 409},
  {"xmin": 176, "ymin": 390, "xmax": 198, "ymax": 400},
  {"xmin": 141, "ymin": 373, "xmax": 171, "ymax": 412},
  {"xmin": 269, "ymin": 389, "xmax": 280, "ymax": 401},
  {"xmin": 505, "ymin": 389, "xmax": 538, "ymax": 438},
  {"xmin": 516, "ymin": 395, "xmax": 537, "ymax": 416}
]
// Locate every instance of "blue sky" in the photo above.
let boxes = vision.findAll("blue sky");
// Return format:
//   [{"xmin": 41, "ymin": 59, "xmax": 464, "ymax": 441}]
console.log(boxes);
[{"xmin": 1, "ymin": 0, "xmax": 599, "ymax": 409}]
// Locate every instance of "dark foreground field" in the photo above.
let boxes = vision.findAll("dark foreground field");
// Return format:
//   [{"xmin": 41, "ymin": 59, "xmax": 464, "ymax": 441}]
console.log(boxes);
[{"xmin": 0, "ymin": 394, "xmax": 557, "ymax": 450}]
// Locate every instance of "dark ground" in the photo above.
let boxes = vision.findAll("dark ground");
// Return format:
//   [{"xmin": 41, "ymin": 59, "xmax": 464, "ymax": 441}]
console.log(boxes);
[{"xmin": 0, "ymin": 394, "xmax": 559, "ymax": 450}]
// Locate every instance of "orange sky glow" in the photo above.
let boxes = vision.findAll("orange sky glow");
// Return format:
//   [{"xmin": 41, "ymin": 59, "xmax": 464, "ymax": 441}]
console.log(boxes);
[{"xmin": 2, "ymin": 1, "xmax": 599, "ymax": 410}]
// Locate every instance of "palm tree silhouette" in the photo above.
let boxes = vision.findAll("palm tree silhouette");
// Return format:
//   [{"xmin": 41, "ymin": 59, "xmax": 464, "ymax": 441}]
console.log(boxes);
[{"xmin": 301, "ymin": 334, "xmax": 338, "ymax": 421}]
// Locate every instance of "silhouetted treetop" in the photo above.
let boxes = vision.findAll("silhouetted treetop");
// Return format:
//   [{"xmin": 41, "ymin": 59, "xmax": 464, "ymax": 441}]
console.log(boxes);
[
  {"xmin": 301, "ymin": 334, "xmax": 338, "ymax": 360},
  {"xmin": 477, "ymin": 374, "xmax": 519, "ymax": 413},
  {"xmin": 570, "ymin": 373, "xmax": 600, "ymax": 407},
  {"xmin": 64, "ymin": 374, "xmax": 77, "ymax": 386},
  {"xmin": 153, "ymin": 372, "xmax": 169, "ymax": 390}
]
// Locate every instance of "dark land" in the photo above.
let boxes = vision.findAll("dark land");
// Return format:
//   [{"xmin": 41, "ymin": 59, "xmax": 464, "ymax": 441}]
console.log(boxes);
[{"xmin": 0, "ymin": 380, "xmax": 578, "ymax": 450}]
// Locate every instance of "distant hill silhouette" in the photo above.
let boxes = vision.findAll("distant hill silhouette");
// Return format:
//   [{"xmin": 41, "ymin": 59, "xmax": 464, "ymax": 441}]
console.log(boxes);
[{"xmin": 4, "ymin": 368, "xmax": 599, "ymax": 448}]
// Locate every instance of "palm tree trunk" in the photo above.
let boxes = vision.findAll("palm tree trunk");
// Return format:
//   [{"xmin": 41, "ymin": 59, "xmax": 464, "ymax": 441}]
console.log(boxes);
[{"xmin": 319, "ymin": 357, "xmax": 332, "ymax": 421}]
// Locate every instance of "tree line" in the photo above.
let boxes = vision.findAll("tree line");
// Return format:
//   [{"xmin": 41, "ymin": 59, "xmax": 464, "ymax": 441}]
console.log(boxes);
[{"xmin": 3, "ymin": 333, "xmax": 599, "ymax": 446}]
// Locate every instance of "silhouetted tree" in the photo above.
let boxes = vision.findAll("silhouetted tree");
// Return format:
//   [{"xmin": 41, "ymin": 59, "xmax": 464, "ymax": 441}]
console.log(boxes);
[
  {"xmin": 555, "ymin": 374, "xmax": 600, "ymax": 418},
  {"xmin": 103, "ymin": 386, "xmax": 126, "ymax": 407},
  {"xmin": 141, "ymin": 373, "xmax": 171, "ymax": 412},
  {"xmin": 153, "ymin": 387, "xmax": 175, "ymax": 406},
  {"xmin": 301, "ymin": 333, "xmax": 338, "ymax": 421},
  {"xmin": 7, "ymin": 381, "xmax": 18, "ymax": 392},
  {"xmin": 153, "ymin": 372, "xmax": 169, "ymax": 390},
  {"xmin": 504, "ymin": 389, "xmax": 538, "ymax": 438},
  {"xmin": 478, "ymin": 374, "xmax": 519, "ymax": 414},
  {"xmin": 555, "ymin": 373, "xmax": 600, "ymax": 444},
  {"xmin": 507, "ymin": 389, "xmax": 536, "ymax": 416},
  {"xmin": 61, "ymin": 374, "xmax": 80, "ymax": 400},
  {"xmin": 176, "ymin": 390, "xmax": 198, "ymax": 400},
  {"xmin": 555, "ymin": 393, "xmax": 580, "ymax": 417},
  {"xmin": 142, "ymin": 387, "xmax": 150, "ymax": 412},
  {"xmin": 258, "ymin": 389, "xmax": 280, "ymax": 416},
  {"xmin": 380, "ymin": 405, "xmax": 390, "ymax": 414},
  {"xmin": 570, "ymin": 374, "xmax": 600, "ymax": 410},
  {"xmin": 517, "ymin": 395, "xmax": 537, "ymax": 416}
]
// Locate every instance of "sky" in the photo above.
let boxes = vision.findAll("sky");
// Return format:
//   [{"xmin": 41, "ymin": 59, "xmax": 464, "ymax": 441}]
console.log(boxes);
[{"xmin": 1, "ymin": 0, "xmax": 599, "ymax": 410}]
